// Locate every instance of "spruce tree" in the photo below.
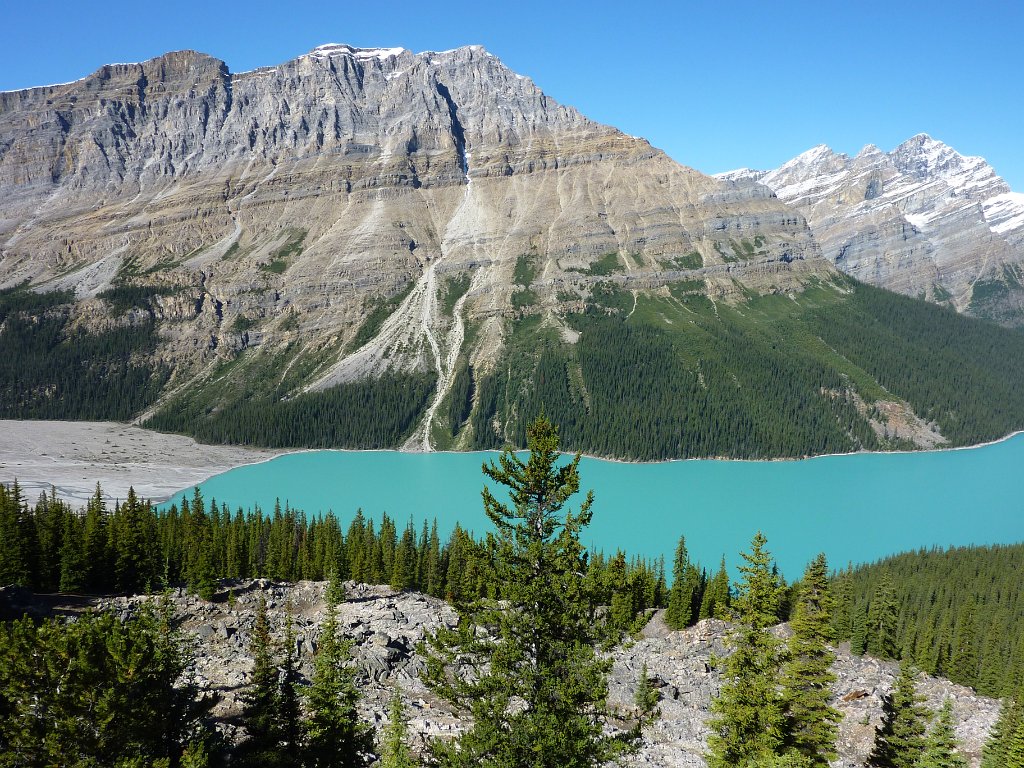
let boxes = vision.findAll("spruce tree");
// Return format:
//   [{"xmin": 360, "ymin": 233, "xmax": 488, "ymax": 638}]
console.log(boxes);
[
  {"xmin": 634, "ymin": 662, "xmax": 661, "ymax": 720},
  {"xmin": 919, "ymin": 697, "xmax": 967, "ymax": 768},
  {"xmin": 867, "ymin": 660, "xmax": 930, "ymax": 768},
  {"xmin": 303, "ymin": 593, "xmax": 373, "ymax": 767},
  {"xmin": 278, "ymin": 612, "xmax": 302, "ymax": 765},
  {"xmin": 423, "ymin": 415, "xmax": 639, "ymax": 768},
  {"xmin": 982, "ymin": 693, "xmax": 1022, "ymax": 768},
  {"xmin": 706, "ymin": 532, "xmax": 786, "ymax": 768},
  {"xmin": 700, "ymin": 557, "xmax": 731, "ymax": 620},
  {"xmin": 238, "ymin": 596, "xmax": 284, "ymax": 766},
  {"xmin": 379, "ymin": 688, "xmax": 416, "ymax": 768},
  {"xmin": 666, "ymin": 535, "xmax": 700, "ymax": 630},
  {"xmin": 866, "ymin": 576, "xmax": 900, "ymax": 659},
  {"xmin": 780, "ymin": 553, "xmax": 840, "ymax": 767}
]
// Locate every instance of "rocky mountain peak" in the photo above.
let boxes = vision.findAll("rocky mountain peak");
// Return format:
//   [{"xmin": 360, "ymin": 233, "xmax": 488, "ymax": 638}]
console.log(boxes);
[
  {"xmin": 0, "ymin": 42, "xmax": 825, "ymax": 443},
  {"xmin": 720, "ymin": 134, "xmax": 1024, "ymax": 323}
]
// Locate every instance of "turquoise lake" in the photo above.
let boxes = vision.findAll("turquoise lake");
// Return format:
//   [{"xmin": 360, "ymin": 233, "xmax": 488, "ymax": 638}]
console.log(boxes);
[{"xmin": 160, "ymin": 435, "xmax": 1024, "ymax": 577}]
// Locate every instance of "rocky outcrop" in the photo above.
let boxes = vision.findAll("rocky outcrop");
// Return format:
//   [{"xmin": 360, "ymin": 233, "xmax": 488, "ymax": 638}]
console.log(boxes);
[
  {"xmin": 0, "ymin": 44, "xmax": 824, "ymax": 440},
  {"xmin": 94, "ymin": 581, "xmax": 999, "ymax": 767},
  {"xmin": 719, "ymin": 135, "xmax": 1024, "ymax": 324}
]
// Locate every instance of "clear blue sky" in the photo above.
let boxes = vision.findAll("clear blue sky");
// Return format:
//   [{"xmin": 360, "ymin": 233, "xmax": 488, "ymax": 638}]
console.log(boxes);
[{"xmin": 3, "ymin": 0, "xmax": 1021, "ymax": 188}]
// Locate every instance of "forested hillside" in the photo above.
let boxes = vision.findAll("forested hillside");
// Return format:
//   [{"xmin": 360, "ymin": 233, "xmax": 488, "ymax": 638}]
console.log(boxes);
[
  {"xmin": 832, "ymin": 543, "xmax": 1024, "ymax": 698},
  {"xmin": 6, "ymin": 275, "xmax": 1024, "ymax": 459},
  {"xmin": 468, "ymin": 277, "xmax": 1024, "ymax": 459},
  {"xmin": 0, "ymin": 284, "xmax": 170, "ymax": 419}
]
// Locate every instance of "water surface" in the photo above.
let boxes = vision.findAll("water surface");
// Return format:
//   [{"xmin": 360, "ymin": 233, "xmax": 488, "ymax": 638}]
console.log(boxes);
[{"xmin": 161, "ymin": 437, "xmax": 1024, "ymax": 577}]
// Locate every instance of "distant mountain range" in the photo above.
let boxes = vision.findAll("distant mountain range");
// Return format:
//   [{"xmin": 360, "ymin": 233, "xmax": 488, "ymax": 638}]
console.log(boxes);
[
  {"xmin": 3, "ymin": 45, "xmax": 1024, "ymax": 458},
  {"xmin": 719, "ymin": 135, "xmax": 1024, "ymax": 324}
]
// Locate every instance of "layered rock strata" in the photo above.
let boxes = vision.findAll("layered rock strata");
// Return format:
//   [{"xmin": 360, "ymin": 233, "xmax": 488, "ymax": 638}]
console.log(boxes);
[{"xmin": 720, "ymin": 135, "xmax": 1024, "ymax": 322}]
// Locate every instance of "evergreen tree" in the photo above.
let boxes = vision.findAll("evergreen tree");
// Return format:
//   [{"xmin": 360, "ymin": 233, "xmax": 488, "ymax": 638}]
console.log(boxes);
[
  {"xmin": 867, "ymin": 660, "xmax": 930, "ymax": 768},
  {"xmin": 423, "ymin": 415, "xmax": 638, "ymax": 768},
  {"xmin": 278, "ymin": 613, "xmax": 302, "ymax": 765},
  {"xmin": 866, "ymin": 576, "xmax": 900, "ymax": 659},
  {"xmin": 780, "ymin": 553, "xmax": 840, "ymax": 767},
  {"xmin": 706, "ymin": 532, "xmax": 786, "ymax": 768},
  {"xmin": 700, "ymin": 557, "xmax": 731, "ymax": 620},
  {"xmin": 303, "ymin": 594, "xmax": 373, "ymax": 767},
  {"xmin": 238, "ymin": 596, "xmax": 284, "ymax": 766},
  {"xmin": 0, "ymin": 602, "xmax": 216, "ymax": 765},
  {"xmin": 634, "ymin": 662, "xmax": 661, "ymax": 720},
  {"xmin": 982, "ymin": 693, "xmax": 1022, "ymax": 768},
  {"xmin": 919, "ymin": 698, "xmax": 967, "ymax": 768},
  {"xmin": 949, "ymin": 602, "xmax": 979, "ymax": 690},
  {"xmin": 665, "ymin": 535, "xmax": 701, "ymax": 630},
  {"xmin": 379, "ymin": 688, "xmax": 416, "ymax": 768}
]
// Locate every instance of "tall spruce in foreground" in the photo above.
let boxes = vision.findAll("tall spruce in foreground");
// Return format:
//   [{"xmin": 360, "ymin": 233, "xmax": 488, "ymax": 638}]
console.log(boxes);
[
  {"xmin": 919, "ymin": 698, "xmax": 967, "ymax": 768},
  {"xmin": 780, "ymin": 553, "xmax": 840, "ymax": 766},
  {"xmin": 423, "ymin": 415, "xmax": 643, "ymax": 768},
  {"xmin": 237, "ymin": 596, "xmax": 285, "ymax": 766},
  {"xmin": 867, "ymin": 660, "xmax": 930, "ymax": 768},
  {"xmin": 303, "ymin": 585, "xmax": 373, "ymax": 767},
  {"xmin": 379, "ymin": 688, "xmax": 416, "ymax": 768},
  {"xmin": 705, "ymin": 531, "xmax": 786, "ymax": 768}
]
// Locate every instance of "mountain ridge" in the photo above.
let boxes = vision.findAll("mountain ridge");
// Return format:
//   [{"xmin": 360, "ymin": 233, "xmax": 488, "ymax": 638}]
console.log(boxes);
[
  {"xmin": 4, "ymin": 45, "xmax": 1024, "ymax": 458},
  {"xmin": 718, "ymin": 134, "xmax": 1024, "ymax": 323}
]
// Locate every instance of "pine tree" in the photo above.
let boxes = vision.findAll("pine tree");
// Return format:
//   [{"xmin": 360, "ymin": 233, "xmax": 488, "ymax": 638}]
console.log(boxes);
[
  {"xmin": 634, "ymin": 661, "xmax": 661, "ymax": 721},
  {"xmin": 982, "ymin": 693, "xmax": 1022, "ymax": 768},
  {"xmin": 780, "ymin": 553, "xmax": 840, "ymax": 767},
  {"xmin": 303, "ymin": 595, "xmax": 373, "ymax": 767},
  {"xmin": 700, "ymin": 557, "xmax": 731, "ymax": 620},
  {"xmin": 379, "ymin": 688, "xmax": 416, "ymax": 768},
  {"xmin": 278, "ymin": 612, "xmax": 302, "ymax": 765},
  {"xmin": 666, "ymin": 535, "xmax": 700, "ymax": 630},
  {"xmin": 866, "ymin": 576, "xmax": 900, "ymax": 659},
  {"xmin": 706, "ymin": 532, "xmax": 786, "ymax": 768},
  {"xmin": 238, "ymin": 596, "xmax": 284, "ymax": 766},
  {"xmin": 423, "ymin": 415, "xmax": 639, "ymax": 768},
  {"xmin": 867, "ymin": 660, "xmax": 930, "ymax": 768},
  {"xmin": 919, "ymin": 698, "xmax": 967, "ymax": 768},
  {"xmin": 949, "ymin": 602, "xmax": 979, "ymax": 690}
]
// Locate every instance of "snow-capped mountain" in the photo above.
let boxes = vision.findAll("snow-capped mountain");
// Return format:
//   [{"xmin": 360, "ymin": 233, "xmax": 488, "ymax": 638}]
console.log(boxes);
[{"xmin": 719, "ymin": 135, "xmax": 1024, "ymax": 324}]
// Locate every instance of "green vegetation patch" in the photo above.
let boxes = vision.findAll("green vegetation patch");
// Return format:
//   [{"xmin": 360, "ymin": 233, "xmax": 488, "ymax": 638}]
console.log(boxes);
[
  {"xmin": 833, "ymin": 542, "xmax": 1024, "ymax": 697},
  {"xmin": 97, "ymin": 284, "xmax": 179, "ymax": 315},
  {"xmin": 584, "ymin": 252, "xmax": 623, "ymax": 276},
  {"xmin": 513, "ymin": 253, "xmax": 538, "ymax": 286},
  {"xmin": 259, "ymin": 229, "xmax": 306, "ymax": 275},
  {"xmin": 665, "ymin": 251, "xmax": 703, "ymax": 270},
  {"xmin": 470, "ymin": 276, "xmax": 1024, "ymax": 459},
  {"xmin": 350, "ymin": 280, "xmax": 416, "ymax": 351},
  {"xmin": 0, "ymin": 284, "xmax": 171, "ymax": 420},
  {"xmin": 511, "ymin": 287, "xmax": 538, "ymax": 309},
  {"xmin": 231, "ymin": 315, "xmax": 256, "ymax": 333},
  {"xmin": 441, "ymin": 273, "xmax": 472, "ymax": 317}
]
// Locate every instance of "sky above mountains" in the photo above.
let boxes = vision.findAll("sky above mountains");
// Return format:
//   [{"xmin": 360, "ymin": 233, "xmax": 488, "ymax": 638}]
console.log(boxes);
[{"xmin": 3, "ymin": 0, "xmax": 1021, "ymax": 189}]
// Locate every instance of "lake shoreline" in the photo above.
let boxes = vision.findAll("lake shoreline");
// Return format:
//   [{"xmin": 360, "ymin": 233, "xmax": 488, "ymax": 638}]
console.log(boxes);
[{"xmin": 4, "ymin": 418, "xmax": 1024, "ymax": 505}]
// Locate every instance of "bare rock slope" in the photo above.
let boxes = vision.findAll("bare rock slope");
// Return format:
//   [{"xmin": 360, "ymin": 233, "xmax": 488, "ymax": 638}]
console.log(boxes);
[
  {"xmin": 99, "ymin": 581, "xmax": 1000, "ymax": 768},
  {"xmin": 720, "ymin": 135, "xmax": 1024, "ymax": 324}
]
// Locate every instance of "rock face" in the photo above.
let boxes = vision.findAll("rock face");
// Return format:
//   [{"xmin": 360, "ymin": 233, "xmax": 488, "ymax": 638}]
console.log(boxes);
[
  {"xmin": 719, "ymin": 135, "xmax": 1024, "ymax": 324},
  {"xmin": 95, "ymin": 581, "xmax": 999, "ymax": 767},
  {"xmin": 0, "ymin": 43, "xmax": 823, "ymax": 442}
]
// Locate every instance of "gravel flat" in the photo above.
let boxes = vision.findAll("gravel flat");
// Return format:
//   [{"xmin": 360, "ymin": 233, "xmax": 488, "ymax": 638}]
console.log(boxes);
[{"xmin": 0, "ymin": 420, "xmax": 280, "ymax": 505}]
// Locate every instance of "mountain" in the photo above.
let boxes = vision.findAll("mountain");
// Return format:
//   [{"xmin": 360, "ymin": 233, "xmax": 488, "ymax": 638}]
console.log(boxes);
[
  {"xmin": 5, "ymin": 47, "xmax": 1024, "ymax": 458},
  {"xmin": 719, "ymin": 135, "xmax": 1024, "ymax": 325}
]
